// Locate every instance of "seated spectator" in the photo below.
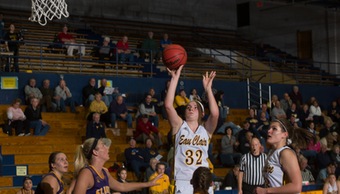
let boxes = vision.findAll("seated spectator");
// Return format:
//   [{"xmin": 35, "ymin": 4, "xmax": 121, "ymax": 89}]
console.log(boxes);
[
  {"xmin": 289, "ymin": 85, "xmax": 303, "ymax": 108},
  {"xmin": 141, "ymin": 138, "xmax": 161, "ymax": 165},
  {"xmin": 97, "ymin": 36, "xmax": 115, "ymax": 63},
  {"xmin": 57, "ymin": 24, "xmax": 85, "ymax": 56},
  {"xmin": 109, "ymin": 95, "xmax": 133, "ymax": 129},
  {"xmin": 322, "ymin": 173, "xmax": 340, "ymax": 194},
  {"xmin": 215, "ymin": 90, "xmax": 228, "ymax": 129},
  {"xmin": 16, "ymin": 176, "xmax": 35, "ymax": 194},
  {"xmin": 286, "ymin": 103, "xmax": 300, "ymax": 121},
  {"xmin": 148, "ymin": 88, "xmax": 162, "ymax": 115},
  {"xmin": 271, "ymin": 101, "xmax": 287, "ymax": 120},
  {"xmin": 298, "ymin": 155, "xmax": 315, "ymax": 184},
  {"xmin": 116, "ymin": 35, "xmax": 135, "ymax": 64},
  {"xmin": 135, "ymin": 115, "xmax": 162, "ymax": 147},
  {"xmin": 160, "ymin": 80, "xmax": 170, "ymax": 120},
  {"xmin": 330, "ymin": 145, "xmax": 340, "ymax": 171},
  {"xmin": 112, "ymin": 167, "xmax": 137, "ymax": 194},
  {"xmin": 149, "ymin": 162, "xmax": 170, "ymax": 194},
  {"xmin": 320, "ymin": 119, "xmax": 336, "ymax": 139},
  {"xmin": 54, "ymin": 79, "xmax": 77, "ymax": 113},
  {"xmin": 245, "ymin": 108, "xmax": 259, "ymax": 131},
  {"xmin": 140, "ymin": 31, "xmax": 158, "ymax": 62},
  {"xmin": 124, "ymin": 138, "xmax": 149, "ymax": 179},
  {"xmin": 221, "ymin": 164, "xmax": 240, "ymax": 190},
  {"xmin": 239, "ymin": 130, "xmax": 253, "ymax": 155},
  {"xmin": 86, "ymin": 112, "xmax": 106, "ymax": 140},
  {"xmin": 4, "ymin": 23, "xmax": 22, "ymax": 72},
  {"xmin": 189, "ymin": 88, "xmax": 202, "ymax": 102},
  {"xmin": 87, "ymin": 93, "xmax": 111, "ymax": 126},
  {"xmin": 144, "ymin": 158, "xmax": 159, "ymax": 182},
  {"xmin": 267, "ymin": 94, "xmax": 279, "ymax": 110},
  {"xmin": 280, "ymin": 92, "xmax": 292, "ymax": 113},
  {"xmin": 39, "ymin": 79, "xmax": 57, "ymax": 112},
  {"xmin": 98, "ymin": 78, "xmax": 115, "ymax": 106},
  {"xmin": 317, "ymin": 162, "xmax": 337, "ymax": 184},
  {"xmin": 24, "ymin": 97, "xmax": 50, "ymax": 136},
  {"xmin": 328, "ymin": 100, "xmax": 340, "ymax": 123},
  {"xmin": 309, "ymin": 100, "xmax": 324, "ymax": 125},
  {"xmin": 300, "ymin": 103, "xmax": 313, "ymax": 127},
  {"xmin": 82, "ymin": 78, "xmax": 98, "ymax": 107},
  {"xmin": 173, "ymin": 89, "xmax": 190, "ymax": 119},
  {"xmin": 24, "ymin": 78, "xmax": 42, "ymax": 104},
  {"xmin": 136, "ymin": 94, "xmax": 159, "ymax": 128},
  {"xmin": 257, "ymin": 103, "xmax": 270, "ymax": 121},
  {"xmin": 156, "ymin": 33, "xmax": 172, "ymax": 62},
  {"xmin": 317, "ymin": 138, "xmax": 333, "ymax": 171},
  {"xmin": 220, "ymin": 126, "xmax": 241, "ymax": 167},
  {"xmin": 257, "ymin": 111, "xmax": 270, "ymax": 139},
  {"xmin": 289, "ymin": 114, "xmax": 301, "ymax": 128},
  {"xmin": 5, "ymin": 98, "xmax": 26, "ymax": 136}
]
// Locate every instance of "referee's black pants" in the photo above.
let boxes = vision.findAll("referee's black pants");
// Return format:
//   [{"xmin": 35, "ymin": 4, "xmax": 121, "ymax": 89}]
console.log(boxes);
[{"xmin": 242, "ymin": 182, "xmax": 264, "ymax": 194}]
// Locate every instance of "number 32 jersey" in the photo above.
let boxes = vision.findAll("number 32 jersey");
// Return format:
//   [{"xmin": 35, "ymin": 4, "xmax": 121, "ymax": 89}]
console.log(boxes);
[{"xmin": 174, "ymin": 121, "xmax": 210, "ymax": 181}]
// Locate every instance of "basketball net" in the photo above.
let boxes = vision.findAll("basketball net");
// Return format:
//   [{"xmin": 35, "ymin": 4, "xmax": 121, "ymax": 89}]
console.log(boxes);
[{"xmin": 29, "ymin": 0, "xmax": 69, "ymax": 26}]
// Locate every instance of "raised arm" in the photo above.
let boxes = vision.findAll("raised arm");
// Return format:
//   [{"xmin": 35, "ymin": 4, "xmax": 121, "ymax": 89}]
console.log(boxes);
[
  {"xmin": 164, "ymin": 65, "xmax": 184, "ymax": 135},
  {"xmin": 203, "ymin": 71, "xmax": 219, "ymax": 135}
]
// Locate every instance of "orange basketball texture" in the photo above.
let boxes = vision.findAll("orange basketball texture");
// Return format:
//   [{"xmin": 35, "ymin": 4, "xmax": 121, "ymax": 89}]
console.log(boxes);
[{"xmin": 163, "ymin": 44, "xmax": 187, "ymax": 70}]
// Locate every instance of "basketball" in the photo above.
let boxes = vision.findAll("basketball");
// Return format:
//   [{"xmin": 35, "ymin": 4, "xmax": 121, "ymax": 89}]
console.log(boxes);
[{"xmin": 163, "ymin": 44, "xmax": 187, "ymax": 70}]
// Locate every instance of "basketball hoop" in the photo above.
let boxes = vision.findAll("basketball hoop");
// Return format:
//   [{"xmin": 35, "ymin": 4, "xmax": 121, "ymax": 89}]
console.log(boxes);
[{"xmin": 29, "ymin": 0, "xmax": 69, "ymax": 26}]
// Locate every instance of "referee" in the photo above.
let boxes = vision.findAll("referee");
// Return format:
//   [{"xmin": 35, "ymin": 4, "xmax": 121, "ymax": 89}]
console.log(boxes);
[{"xmin": 238, "ymin": 137, "xmax": 267, "ymax": 194}]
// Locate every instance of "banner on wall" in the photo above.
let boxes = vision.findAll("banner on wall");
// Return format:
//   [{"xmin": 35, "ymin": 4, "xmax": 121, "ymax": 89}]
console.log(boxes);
[{"xmin": 1, "ymin": 76, "xmax": 19, "ymax": 90}]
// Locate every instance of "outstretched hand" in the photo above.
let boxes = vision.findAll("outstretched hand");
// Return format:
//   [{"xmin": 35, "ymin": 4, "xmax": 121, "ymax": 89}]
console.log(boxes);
[
  {"xmin": 167, "ymin": 65, "xmax": 184, "ymax": 79},
  {"xmin": 202, "ymin": 71, "xmax": 216, "ymax": 91}
]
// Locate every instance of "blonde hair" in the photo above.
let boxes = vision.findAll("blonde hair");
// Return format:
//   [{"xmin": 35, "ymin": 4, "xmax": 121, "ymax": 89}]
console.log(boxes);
[{"xmin": 74, "ymin": 138, "xmax": 96, "ymax": 177}]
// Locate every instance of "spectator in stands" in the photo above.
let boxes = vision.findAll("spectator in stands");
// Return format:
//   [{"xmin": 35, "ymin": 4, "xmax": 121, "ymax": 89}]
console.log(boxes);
[
  {"xmin": 238, "ymin": 137, "xmax": 267, "ymax": 194},
  {"xmin": 157, "ymin": 33, "xmax": 172, "ymax": 62},
  {"xmin": 87, "ymin": 93, "xmax": 111, "ymax": 126},
  {"xmin": 258, "ymin": 103, "xmax": 270, "ymax": 120},
  {"xmin": 0, "ymin": 13, "xmax": 4, "ymax": 39},
  {"xmin": 4, "ymin": 23, "xmax": 22, "ymax": 72},
  {"xmin": 5, "ymin": 98, "xmax": 26, "ymax": 136},
  {"xmin": 309, "ymin": 100, "xmax": 324, "ymax": 126},
  {"xmin": 57, "ymin": 24, "xmax": 85, "ymax": 56},
  {"xmin": 116, "ymin": 35, "xmax": 135, "ymax": 64},
  {"xmin": 24, "ymin": 97, "xmax": 50, "ymax": 136},
  {"xmin": 145, "ymin": 158, "xmax": 159, "ymax": 183},
  {"xmin": 135, "ymin": 114, "xmax": 162, "ymax": 147},
  {"xmin": 328, "ymin": 100, "xmax": 340, "ymax": 123},
  {"xmin": 98, "ymin": 78, "xmax": 115, "ymax": 106},
  {"xmin": 114, "ymin": 168, "xmax": 129, "ymax": 194},
  {"xmin": 280, "ymin": 93, "xmax": 292, "ymax": 113},
  {"xmin": 141, "ymin": 31, "xmax": 158, "ymax": 62},
  {"xmin": 149, "ymin": 162, "xmax": 170, "ymax": 194},
  {"xmin": 330, "ymin": 145, "xmax": 340, "ymax": 168},
  {"xmin": 24, "ymin": 78, "xmax": 43, "ymax": 104},
  {"xmin": 246, "ymin": 108, "xmax": 259, "ymax": 131},
  {"xmin": 141, "ymin": 138, "xmax": 161, "ymax": 165},
  {"xmin": 97, "ymin": 36, "xmax": 115, "ymax": 63},
  {"xmin": 300, "ymin": 103, "xmax": 313, "ymax": 127},
  {"xmin": 189, "ymin": 88, "xmax": 202, "ymax": 102},
  {"xmin": 289, "ymin": 85, "xmax": 303, "ymax": 108},
  {"xmin": 286, "ymin": 103, "xmax": 299, "ymax": 121},
  {"xmin": 306, "ymin": 120, "xmax": 319, "ymax": 136},
  {"xmin": 308, "ymin": 96, "xmax": 317, "ymax": 107},
  {"xmin": 173, "ymin": 89, "xmax": 190, "ymax": 119},
  {"xmin": 316, "ymin": 162, "xmax": 337, "ymax": 184},
  {"xmin": 191, "ymin": 167, "xmax": 213, "ymax": 194},
  {"xmin": 39, "ymin": 79, "xmax": 57, "ymax": 112},
  {"xmin": 239, "ymin": 130, "xmax": 254, "ymax": 155},
  {"xmin": 124, "ymin": 138, "xmax": 149, "ymax": 179},
  {"xmin": 82, "ymin": 78, "xmax": 98, "ymax": 107},
  {"xmin": 267, "ymin": 94, "xmax": 279, "ymax": 110},
  {"xmin": 17, "ymin": 176, "xmax": 35, "ymax": 194},
  {"xmin": 148, "ymin": 87, "xmax": 162, "ymax": 115},
  {"xmin": 257, "ymin": 111, "xmax": 270, "ymax": 140},
  {"xmin": 320, "ymin": 119, "xmax": 336, "ymax": 139},
  {"xmin": 222, "ymin": 164, "xmax": 240, "ymax": 190},
  {"xmin": 86, "ymin": 112, "xmax": 106, "ymax": 139},
  {"xmin": 271, "ymin": 101, "xmax": 287, "ymax": 120},
  {"xmin": 160, "ymin": 80, "xmax": 171, "ymax": 120},
  {"xmin": 220, "ymin": 126, "xmax": 241, "ymax": 167},
  {"xmin": 298, "ymin": 155, "xmax": 315, "ymax": 184},
  {"xmin": 215, "ymin": 90, "xmax": 228, "ymax": 129},
  {"xmin": 137, "ymin": 94, "xmax": 159, "ymax": 128},
  {"xmin": 109, "ymin": 94, "xmax": 133, "ymax": 130},
  {"xmin": 54, "ymin": 79, "xmax": 77, "ymax": 113},
  {"xmin": 317, "ymin": 138, "xmax": 332, "ymax": 170},
  {"xmin": 322, "ymin": 173, "xmax": 340, "ymax": 194}
]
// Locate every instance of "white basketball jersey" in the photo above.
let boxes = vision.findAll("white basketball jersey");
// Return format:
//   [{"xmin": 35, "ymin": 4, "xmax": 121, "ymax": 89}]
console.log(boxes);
[
  {"xmin": 174, "ymin": 121, "xmax": 210, "ymax": 181},
  {"xmin": 264, "ymin": 146, "xmax": 290, "ymax": 188}
]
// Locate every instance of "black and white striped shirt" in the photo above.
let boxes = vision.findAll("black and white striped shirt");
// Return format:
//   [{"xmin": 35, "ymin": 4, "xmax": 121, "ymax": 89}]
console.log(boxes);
[{"xmin": 240, "ymin": 152, "xmax": 267, "ymax": 185}]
